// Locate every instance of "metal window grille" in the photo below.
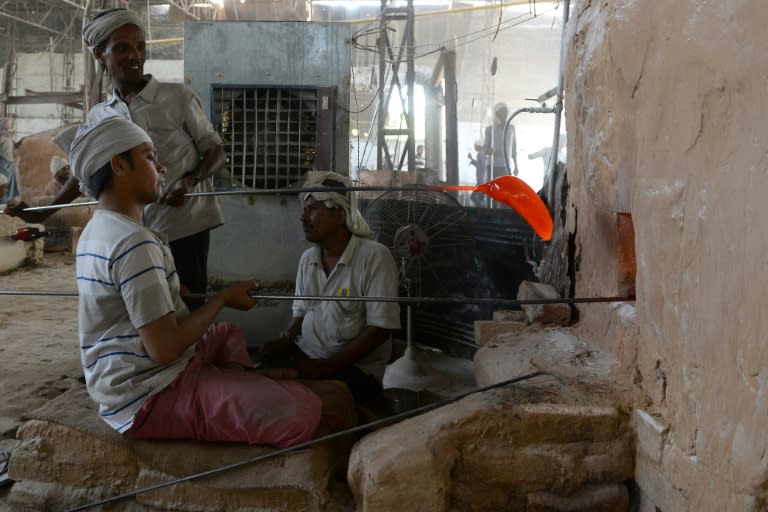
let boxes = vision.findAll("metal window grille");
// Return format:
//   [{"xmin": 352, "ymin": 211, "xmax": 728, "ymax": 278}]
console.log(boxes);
[{"xmin": 212, "ymin": 85, "xmax": 325, "ymax": 189}]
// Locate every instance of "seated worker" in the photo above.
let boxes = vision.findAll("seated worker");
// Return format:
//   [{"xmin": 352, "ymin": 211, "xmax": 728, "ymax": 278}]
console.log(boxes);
[
  {"xmin": 68, "ymin": 116, "xmax": 321, "ymax": 447},
  {"xmin": 263, "ymin": 172, "xmax": 401, "ymax": 404},
  {"xmin": 43, "ymin": 156, "xmax": 72, "ymax": 197}
]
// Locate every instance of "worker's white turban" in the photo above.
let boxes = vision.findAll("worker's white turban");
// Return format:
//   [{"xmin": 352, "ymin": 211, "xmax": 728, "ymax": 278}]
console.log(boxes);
[
  {"xmin": 82, "ymin": 8, "xmax": 145, "ymax": 52},
  {"xmin": 66, "ymin": 117, "xmax": 152, "ymax": 198},
  {"xmin": 301, "ymin": 171, "xmax": 372, "ymax": 239},
  {"xmin": 50, "ymin": 155, "xmax": 70, "ymax": 176}
]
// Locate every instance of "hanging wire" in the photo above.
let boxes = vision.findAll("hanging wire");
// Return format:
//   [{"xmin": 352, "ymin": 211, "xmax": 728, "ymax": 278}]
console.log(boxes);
[
  {"xmin": 351, "ymin": 5, "xmax": 559, "ymax": 62},
  {"xmin": 492, "ymin": 0, "xmax": 504, "ymax": 42}
]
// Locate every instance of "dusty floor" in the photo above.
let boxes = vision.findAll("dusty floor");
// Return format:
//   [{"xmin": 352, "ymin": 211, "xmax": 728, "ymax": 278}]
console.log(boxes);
[
  {"xmin": 0, "ymin": 251, "xmax": 476, "ymax": 509},
  {"xmin": 0, "ymin": 252, "xmax": 82, "ymax": 508}
]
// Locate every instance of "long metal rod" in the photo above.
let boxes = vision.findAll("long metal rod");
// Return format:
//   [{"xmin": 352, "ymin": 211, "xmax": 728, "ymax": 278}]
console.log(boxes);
[
  {"xmin": 3, "ymin": 184, "xmax": 476, "ymax": 214},
  {"xmin": 0, "ymin": 289, "xmax": 635, "ymax": 305},
  {"xmin": 62, "ymin": 370, "xmax": 559, "ymax": 512}
]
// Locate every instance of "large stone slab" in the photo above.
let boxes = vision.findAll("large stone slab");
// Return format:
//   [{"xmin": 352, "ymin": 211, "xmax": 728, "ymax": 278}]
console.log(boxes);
[
  {"xmin": 9, "ymin": 381, "xmax": 357, "ymax": 511},
  {"xmin": 347, "ymin": 380, "xmax": 634, "ymax": 512},
  {"xmin": 473, "ymin": 328, "xmax": 641, "ymax": 407}
]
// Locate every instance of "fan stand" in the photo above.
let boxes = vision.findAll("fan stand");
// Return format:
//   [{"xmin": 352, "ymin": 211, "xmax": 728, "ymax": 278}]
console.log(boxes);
[{"xmin": 382, "ymin": 225, "xmax": 448, "ymax": 392}]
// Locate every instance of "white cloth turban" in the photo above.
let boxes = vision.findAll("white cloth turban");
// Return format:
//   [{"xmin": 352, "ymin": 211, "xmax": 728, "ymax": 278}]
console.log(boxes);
[
  {"xmin": 67, "ymin": 116, "xmax": 152, "ymax": 198},
  {"xmin": 50, "ymin": 155, "xmax": 70, "ymax": 176},
  {"xmin": 82, "ymin": 9, "xmax": 145, "ymax": 52},
  {"xmin": 301, "ymin": 171, "xmax": 372, "ymax": 239}
]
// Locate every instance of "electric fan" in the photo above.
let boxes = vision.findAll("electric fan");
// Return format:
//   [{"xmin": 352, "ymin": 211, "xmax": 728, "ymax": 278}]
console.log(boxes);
[{"xmin": 362, "ymin": 188, "xmax": 473, "ymax": 391}]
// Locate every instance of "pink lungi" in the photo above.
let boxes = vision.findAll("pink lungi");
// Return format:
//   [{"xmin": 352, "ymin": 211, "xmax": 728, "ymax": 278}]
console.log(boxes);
[{"xmin": 126, "ymin": 322, "xmax": 322, "ymax": 448}]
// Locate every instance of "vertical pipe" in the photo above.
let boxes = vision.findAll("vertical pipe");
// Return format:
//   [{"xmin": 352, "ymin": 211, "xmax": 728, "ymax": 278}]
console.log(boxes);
[
  {"xmin": 546, "ymin": 0, "xmax": 570, "ymax": 212},
  {"xmin": 229, "ymin": 91, "xmax": 235, "ymax": 183},
  {"xmin": 275, "ymin": 89, "xmax": 281, "ymax": 187},
  {"xmin": 377, "ymin": 0, "xmax": 387, "ymax": 171},
  {"xmin": 406, "ymin": 0, "xmax": 415, "ymax": 173},
  {"xmin": 252, "ymin": 88, "xmax": 258, "ymax": 188},
  {"xmin": 443, "ymin": 50, "xmax": 459, "ymax": 185},
  {"xmin": 241, "ymin": 89, "xmax": 247, "ymax": 189}
]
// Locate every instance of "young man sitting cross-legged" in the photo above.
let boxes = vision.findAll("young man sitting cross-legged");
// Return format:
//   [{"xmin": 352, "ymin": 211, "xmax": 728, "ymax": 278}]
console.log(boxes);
[{"xmin": 68, "ymin": 116, "xmax": 321, "ymax": 447}]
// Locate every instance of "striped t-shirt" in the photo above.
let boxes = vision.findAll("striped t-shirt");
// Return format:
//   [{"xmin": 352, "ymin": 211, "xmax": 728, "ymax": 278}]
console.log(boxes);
[{"xmin": 76, "ymin": 210, "xmax": 193, "ymax": 433}]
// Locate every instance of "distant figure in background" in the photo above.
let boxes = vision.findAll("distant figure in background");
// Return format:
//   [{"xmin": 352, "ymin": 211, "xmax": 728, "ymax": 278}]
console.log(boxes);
[
  {"xmin": 529, "ymin": 134, "xmax": 567, "ymax": 195},
  {"xmin": 483, "ymin": 103, "xmax": 518, "ymax": 178},
  {"xmin": 468, "ymin": 138, "xmax": 489, "ymax": 207},
  {"xmin": 0, "ymin": 118, "xmax": 19, "ymax": 203},
  {"xmin": 43, "ymin": 156, "xmax": 73, "ymax": 197},
  {"xmin": 414, "ymin": 144, "xmax": 426, "ymax": 169}
]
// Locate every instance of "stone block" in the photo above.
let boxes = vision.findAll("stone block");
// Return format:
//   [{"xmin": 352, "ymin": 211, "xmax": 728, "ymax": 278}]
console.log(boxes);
[
  {"xmin": 632, "ymin": 409, "xmax": 667, "ymax": 464},
  {"xmin": 579, "ymin": 442, "xmax": 635, "ymax": 483},
  {"xmin": 513, "ymin": 403, "xmax": 620, "ymax": 444},
  {"xmin": 637, "ymin": 486, "xmax": 659, "ymax": 512},
  {"xmin": 9, "ymin": 381, "xmax": 358, "ymax": 512},
  {"xmin": 473, "ymin": 320, "xmax": 527, "ymax": 345},
  {"xmin": 348, "ymin": 382, "xmax": 633, "ymax": 512},
  {"xmin": 527, "ymin": 483, "xmax": 629, "ymax": 512},
  {"xmin": 492, "ymin": 309, "xmax": 526, "ymax": 322},
  {"xmin": 635, "ymin": 454, "xmax": 689, "ymax": 512},
  {"xmin": 473, "ymin": 330, "xmax": 625, "ymax": 400},
  {"xmin": 661, "ymin": 442, "xmax": 698, "ymax": 497},
  {"xmin": 517, "ymin": 280, "xmax": 571, "ymax": 326}
]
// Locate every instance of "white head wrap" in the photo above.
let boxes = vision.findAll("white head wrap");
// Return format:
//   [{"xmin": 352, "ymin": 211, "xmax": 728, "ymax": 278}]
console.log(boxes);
[
  {"xmin": 67, "ymin": 116, "xmax": 152, "ymax": 198},
  {"xmin": 50, "ymin": 155, "xmax": 70, "ymax": 176},
  {"xmin": 301, "ymin": 171, "xmax": 372, "ymax": 239},
  {"xmin": 82, "ymin": 8, "xmax": 145, "ymax": 52}
]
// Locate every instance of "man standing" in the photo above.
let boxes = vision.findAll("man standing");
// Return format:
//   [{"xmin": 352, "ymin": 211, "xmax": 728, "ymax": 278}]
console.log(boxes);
[
  {"xmin": 70, "ymin": 115, "xmax": 320, "ymax": 446},
  {"xmin": 484, "ymin": 102, "xmax": 518, "ymax": 178},
  {"xmin": 265, "ymin": 172, "xmax": 401, "ymax": 403},
  {"xmin": 5, "ymin": 8, "xmax": 224, "ymax": 310}
]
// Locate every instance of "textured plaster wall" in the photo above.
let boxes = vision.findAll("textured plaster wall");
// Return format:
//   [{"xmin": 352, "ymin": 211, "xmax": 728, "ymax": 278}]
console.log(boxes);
[{"xmin": 563, "ymin": 0, "xmax": 768, "ymax": 509}]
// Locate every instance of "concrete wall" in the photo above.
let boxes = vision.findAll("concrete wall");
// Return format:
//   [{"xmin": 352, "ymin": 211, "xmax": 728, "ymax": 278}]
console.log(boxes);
[{"xmin": 563, "ymin": 1, "xmax": 768, "ymax": 510}]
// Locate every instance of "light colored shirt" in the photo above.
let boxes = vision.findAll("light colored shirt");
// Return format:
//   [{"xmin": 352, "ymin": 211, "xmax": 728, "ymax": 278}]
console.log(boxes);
[
  {"xmin": 76, "ymin": 210, "xmax": 192, "ymax": 433},
  {"xmin": 293, "ymin": 236, "xmax": 401, "ymax": 379},
  {"xmin": 88, "ymin": 75, "xmax": 224, "ymax": 241}
]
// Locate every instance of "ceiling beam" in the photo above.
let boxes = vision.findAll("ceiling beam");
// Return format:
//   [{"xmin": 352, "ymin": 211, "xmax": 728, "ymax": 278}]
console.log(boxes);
[{"xmin": 0, "ymin": 9, "xmax": 64, "ymax": 35}]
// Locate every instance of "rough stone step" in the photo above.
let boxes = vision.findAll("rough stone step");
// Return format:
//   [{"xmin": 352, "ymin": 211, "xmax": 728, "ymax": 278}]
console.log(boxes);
[{"xmin": 9, "ymin": 380, "xmax": 357, "ymax": 512}]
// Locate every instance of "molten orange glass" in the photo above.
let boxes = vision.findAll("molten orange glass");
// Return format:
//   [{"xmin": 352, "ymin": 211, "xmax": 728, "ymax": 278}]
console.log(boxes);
[
  {"xmin": 438, "ymin": 175, "xmax": 553, "ymax": 241},
  {"xmin": 5, "ymin": 227, "xmax": 52, "ymax": 241}
]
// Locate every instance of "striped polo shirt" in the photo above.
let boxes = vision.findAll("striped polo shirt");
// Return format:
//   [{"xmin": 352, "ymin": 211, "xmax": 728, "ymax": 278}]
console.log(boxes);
[{"xmin": 76, "ymin": 210, "xmax": 193, "ymax": 433}]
